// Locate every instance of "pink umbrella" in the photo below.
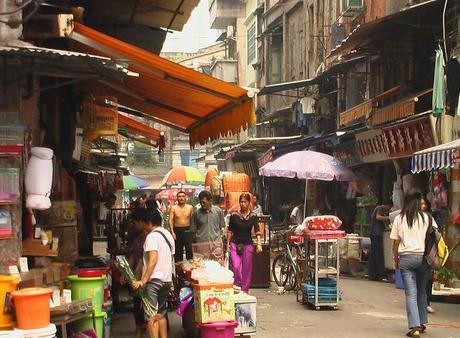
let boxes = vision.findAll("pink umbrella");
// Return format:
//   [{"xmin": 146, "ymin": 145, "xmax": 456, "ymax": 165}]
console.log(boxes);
[
  {"xmin": 259, "ymin": 150, "xmax": 356, "ymax": 181},
  {"xmin": 259, "ymin": 150, "xmax": 356, "ymax": 221}
]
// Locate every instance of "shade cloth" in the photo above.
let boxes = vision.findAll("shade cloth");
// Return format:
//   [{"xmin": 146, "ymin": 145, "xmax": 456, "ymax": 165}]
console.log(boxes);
[{"xmin": 69, "ymin": 23, "xmax": 255, "ymax": 147}]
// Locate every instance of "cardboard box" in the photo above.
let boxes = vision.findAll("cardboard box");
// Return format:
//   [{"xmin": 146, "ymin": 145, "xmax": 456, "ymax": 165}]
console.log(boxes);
[
  {"xmin": 235, "ymin": 294, "xmax": 257, "ymax": 335},
  {"xmin": 193, "ymin": 284, "xmax": 234, "ymax": 324}
]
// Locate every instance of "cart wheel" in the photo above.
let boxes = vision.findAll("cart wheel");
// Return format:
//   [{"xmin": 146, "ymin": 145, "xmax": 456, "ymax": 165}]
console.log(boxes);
[
  {"xmin": 315, "ymin": 306, "xmax": 320, "ymax": 310},
  {"xmin": 296, "ymin": 289, "xmax": 303, "ymax": 303},
  {"xmin": 333, "ymin": 306, "xmax": 338, "ymax": 310}
]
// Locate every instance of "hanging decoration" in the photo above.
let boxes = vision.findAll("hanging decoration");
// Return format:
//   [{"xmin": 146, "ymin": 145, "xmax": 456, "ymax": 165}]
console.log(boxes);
[{"xmin": 158, "ymin": 131, "xmax": 166, "ymax": 154}]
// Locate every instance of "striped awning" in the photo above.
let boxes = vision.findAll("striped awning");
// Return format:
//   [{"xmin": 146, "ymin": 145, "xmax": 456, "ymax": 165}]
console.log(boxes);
[{"xmin": 411, "ymin": 139, "xmax": 460, "ymax": 173}]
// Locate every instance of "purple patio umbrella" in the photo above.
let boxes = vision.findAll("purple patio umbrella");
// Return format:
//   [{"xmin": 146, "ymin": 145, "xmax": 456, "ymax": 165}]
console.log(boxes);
[{"xmin": 259, "ymin": 150, "xmax": 356, "ymax": 221}]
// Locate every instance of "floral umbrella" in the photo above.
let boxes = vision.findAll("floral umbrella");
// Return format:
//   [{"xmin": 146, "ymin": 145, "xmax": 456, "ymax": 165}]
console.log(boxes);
[
  {"xmin": 123, "ymin": 175, "xmax": 149, "ymax": 190},
  {"xmin": 160, "ymin": 166, "xmax": 204, "ymax": 187}
]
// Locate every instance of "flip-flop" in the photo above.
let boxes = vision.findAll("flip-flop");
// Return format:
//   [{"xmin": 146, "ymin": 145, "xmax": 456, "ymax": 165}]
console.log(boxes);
[{"xmin": 420, "ymin": 324, "xmax": 426, "ymax": 333}]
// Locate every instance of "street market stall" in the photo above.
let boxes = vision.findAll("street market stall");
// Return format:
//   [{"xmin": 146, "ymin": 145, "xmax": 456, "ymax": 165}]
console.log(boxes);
[{"xmin": 260, "ymin": 150, "xmax": 355, "ymax": 309}]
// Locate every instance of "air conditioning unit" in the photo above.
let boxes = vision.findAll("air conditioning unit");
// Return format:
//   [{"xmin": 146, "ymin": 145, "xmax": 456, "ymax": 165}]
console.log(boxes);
[{"xmin": 341, "ymin": 0, "xmax": 364, "ymax": 17}]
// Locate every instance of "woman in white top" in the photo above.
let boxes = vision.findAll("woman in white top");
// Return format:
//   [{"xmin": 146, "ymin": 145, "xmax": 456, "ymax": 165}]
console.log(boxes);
[{"xmin": 390, "ymin": 189, "xmax": 435, "ymax": 338}]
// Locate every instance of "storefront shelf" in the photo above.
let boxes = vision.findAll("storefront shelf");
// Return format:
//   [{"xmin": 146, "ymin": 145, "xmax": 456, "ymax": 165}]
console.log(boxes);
[{"xmin": 22, "ymin": 239, "xmax": 58, "ymax": 257}]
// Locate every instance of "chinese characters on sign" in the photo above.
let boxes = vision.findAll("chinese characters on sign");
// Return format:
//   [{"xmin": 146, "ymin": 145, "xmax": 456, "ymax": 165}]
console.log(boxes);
[
  {"xmin": 356, "ymin": 117, "xmax": 435, "ymax": 161},
  {"xmin": 382, "ymin": 117, "xmax": 435, "ymax": 158}
]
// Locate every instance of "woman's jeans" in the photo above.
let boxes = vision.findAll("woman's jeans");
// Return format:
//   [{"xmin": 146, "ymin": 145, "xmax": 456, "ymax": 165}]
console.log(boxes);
[
  {"xmin": 230, "ymin": 242, "xmax": 254, "ymax": 292},
  {"xmin": 400, "ymin": 254, "xmax": 430, "ymax": 329}
]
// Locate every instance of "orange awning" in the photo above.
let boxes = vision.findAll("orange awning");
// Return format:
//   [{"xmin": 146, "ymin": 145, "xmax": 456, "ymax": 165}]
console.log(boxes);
[
  {"xmin": 69, "ymin": 23, "xmax": 255, "ymax": 147},
  {"xmin": 118, "ymin": 113, "xmax": 161, "ymax": 144}
]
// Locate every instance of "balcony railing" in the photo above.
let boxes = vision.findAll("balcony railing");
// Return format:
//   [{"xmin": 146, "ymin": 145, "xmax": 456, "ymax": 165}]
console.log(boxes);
[
  {"xmin": 339, "ymin": 100, "xmax": 373, "ymax": 126},
  {"xmin": 370, "ymin": 88, "xmax": 433, "ymax": 127}
]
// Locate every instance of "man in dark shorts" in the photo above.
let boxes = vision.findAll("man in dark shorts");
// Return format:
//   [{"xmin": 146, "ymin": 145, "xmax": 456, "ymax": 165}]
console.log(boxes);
[{"xmin": 132, "ymin": 209, "xmax": 175, "ymax": 338}]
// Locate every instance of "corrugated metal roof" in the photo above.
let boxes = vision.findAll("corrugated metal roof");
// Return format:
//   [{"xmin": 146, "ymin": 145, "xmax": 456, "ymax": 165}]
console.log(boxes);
[{"xmin": 0, "ymin": 46, "xmax": 136, "ymax": 79}]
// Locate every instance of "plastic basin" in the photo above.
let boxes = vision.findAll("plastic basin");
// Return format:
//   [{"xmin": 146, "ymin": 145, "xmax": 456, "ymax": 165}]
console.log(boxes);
[
  {"xmin": 197, "ymin": 320, "xmax": 237, "ymax": 338},
  {"xmin": 11, "ymin": 288, "xmax": 53, "ymax": 330}
]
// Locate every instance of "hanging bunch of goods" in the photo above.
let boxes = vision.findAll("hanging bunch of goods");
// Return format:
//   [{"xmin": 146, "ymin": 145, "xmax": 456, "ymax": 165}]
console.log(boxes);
[
  {"xmin": 115, "ymin": 256, "xmax": 157, "ymax": 318},
  {"xmin": 24, "ymin": 147, "xmax": 54, "ymax": 210},
  {"xmin": 428, "ymin": 170, "xmax": 448, "ymax": 211}
]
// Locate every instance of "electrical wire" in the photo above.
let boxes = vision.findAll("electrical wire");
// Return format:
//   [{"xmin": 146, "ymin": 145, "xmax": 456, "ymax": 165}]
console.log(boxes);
[{"xmin": 0, "ymin": 0, "xmax": 33, "ymax": 15}]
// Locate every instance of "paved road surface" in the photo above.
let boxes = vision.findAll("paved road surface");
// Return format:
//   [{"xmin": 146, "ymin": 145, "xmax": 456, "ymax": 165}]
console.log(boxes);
[{"xmin": 111, "ymin": 277, "xmax": 460, "ymax": 338}]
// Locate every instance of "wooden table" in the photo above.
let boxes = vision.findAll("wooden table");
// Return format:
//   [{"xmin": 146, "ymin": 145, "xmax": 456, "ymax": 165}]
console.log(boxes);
[{"xmin": 51, "ymin": 300, "xmax": 96, "ymax": 338}]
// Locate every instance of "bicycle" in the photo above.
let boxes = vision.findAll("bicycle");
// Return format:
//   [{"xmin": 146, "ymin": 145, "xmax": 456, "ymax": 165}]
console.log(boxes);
[{"xmin": 271, "ymin": 225, "xmax": 306, "ymax": 291}]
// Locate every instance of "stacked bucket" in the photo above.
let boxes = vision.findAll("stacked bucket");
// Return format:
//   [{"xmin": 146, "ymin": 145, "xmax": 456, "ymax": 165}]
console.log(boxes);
[
  {"xmin": 68, "ymin": 269, "xmax": 107, "ymax": 338},
  {"xmin": 0, "ymin": 276, "xmax": 56, "ymax": 337}
]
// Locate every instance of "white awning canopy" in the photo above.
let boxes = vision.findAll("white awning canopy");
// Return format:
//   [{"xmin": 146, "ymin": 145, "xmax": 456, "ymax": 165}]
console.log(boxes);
[{"xmin": 411, "ymin": 139, "xmax": 460, "ymax": 173}]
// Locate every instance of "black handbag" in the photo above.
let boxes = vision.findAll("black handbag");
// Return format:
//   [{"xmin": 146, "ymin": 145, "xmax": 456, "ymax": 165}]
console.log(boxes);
[{"xmin": 236, "ymin": 243, "xmax": 245, "ymax": 256}]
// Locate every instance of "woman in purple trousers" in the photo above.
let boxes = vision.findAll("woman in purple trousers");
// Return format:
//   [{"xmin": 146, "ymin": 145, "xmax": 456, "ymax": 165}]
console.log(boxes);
[{"xmin": 226, "ymin": 193, "xmax": 263, "ymax": 292}]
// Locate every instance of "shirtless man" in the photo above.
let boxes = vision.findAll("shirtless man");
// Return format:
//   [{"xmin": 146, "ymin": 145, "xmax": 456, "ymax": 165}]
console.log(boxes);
[{"xmin": 169, "ymin": 191, "xmax": 194, "ymax": 262}]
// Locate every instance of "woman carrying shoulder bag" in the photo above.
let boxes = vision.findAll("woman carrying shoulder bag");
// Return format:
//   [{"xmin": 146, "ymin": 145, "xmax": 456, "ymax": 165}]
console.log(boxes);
[
  {"xmin": 390, "ymin": 189, "xmax": 437, "ymax": 337},
  {"xmin": 226, "ymin": 193, "xmax": 263, "ymax": 292}
]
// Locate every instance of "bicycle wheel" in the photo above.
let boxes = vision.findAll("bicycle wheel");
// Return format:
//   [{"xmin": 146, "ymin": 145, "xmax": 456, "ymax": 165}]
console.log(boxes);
[
  {"xmin": 272, "ymin": 253, "xmax": 289, "ymax": 287},
  {"xmin": 285, "ymin": 264, "xmax": 297, "ymax": 291}
]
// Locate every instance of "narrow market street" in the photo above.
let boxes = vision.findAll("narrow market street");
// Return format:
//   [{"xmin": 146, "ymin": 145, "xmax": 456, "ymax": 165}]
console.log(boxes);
[{"xmin": 111, "ymin": 277, "xmax": 460, "ymax": 338}]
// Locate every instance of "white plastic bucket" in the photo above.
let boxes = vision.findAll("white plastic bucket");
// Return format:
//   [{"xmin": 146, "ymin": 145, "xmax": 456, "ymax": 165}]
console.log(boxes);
[
  {"xmin": 14, "ymin": 323, "xmax": 56, "ymax": 338},
  {"xmin": 0, "ymin": 331, "xmax": 23, "ymax": 338}
]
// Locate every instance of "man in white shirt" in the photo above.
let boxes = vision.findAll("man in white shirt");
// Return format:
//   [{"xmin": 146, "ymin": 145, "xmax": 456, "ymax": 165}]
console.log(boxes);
[
  {"xmin": 290, "ymin": 202, "xmax": 304, "ymax": 225},
  {"xmin": 133, "ymin": 208, "xmax": 175, "ymax": 338}
]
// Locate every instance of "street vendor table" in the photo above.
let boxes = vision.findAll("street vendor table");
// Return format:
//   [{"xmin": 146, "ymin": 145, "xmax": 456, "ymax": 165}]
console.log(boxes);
[
  {"xmin": 302, "ymin": 230, "xmax": 344, "ymax": 310},
  {"xmin": 51, "ymin": 299, "xmax": 96, "ymax": 338}
]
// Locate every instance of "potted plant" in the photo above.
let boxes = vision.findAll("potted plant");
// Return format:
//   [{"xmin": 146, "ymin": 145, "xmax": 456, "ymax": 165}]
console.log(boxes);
[{"xmin": 436, "ymin": 267, "xmax": 454, "ymax": 287}]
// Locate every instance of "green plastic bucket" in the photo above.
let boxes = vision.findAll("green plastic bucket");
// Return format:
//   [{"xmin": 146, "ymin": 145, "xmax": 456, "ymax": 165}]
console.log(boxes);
[
  {"xmin": 68, "ymin": 275, "xmax": 105, "ymax": 313},
  {"xmin": 73, "ymin": 311, "xmax": 106, "ymax": 338}
]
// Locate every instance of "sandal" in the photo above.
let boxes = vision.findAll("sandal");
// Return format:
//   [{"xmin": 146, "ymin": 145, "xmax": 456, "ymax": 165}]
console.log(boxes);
[
  {"xmin": 406, "ymin": 327, "xmax": 421, "ymax": 337},
  {"xmin": 420, "ymin": 324, "xmax": 427, "ymax": 333}
]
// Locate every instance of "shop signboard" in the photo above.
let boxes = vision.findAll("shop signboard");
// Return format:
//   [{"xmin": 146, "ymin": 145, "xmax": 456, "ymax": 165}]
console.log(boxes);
[
  {"xmin": 332, "ymin": 140, "xmax": 361, "ymax": 166},
  {"xmin": 257, "ymin": 148, "xmax": 273, "ymax": 168},
  {"xmin": 355, "ymin": 129, "xmax": 389, "ymax": 163},
  {"xmin": 382, "ymin": 116, "xmax": 435, "ymax": 158}
]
